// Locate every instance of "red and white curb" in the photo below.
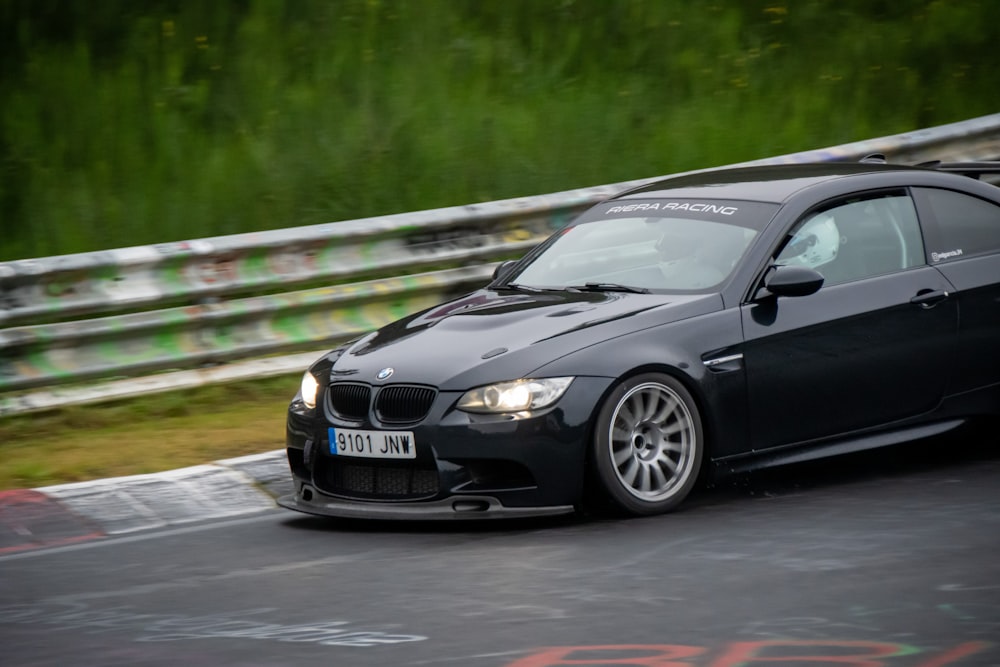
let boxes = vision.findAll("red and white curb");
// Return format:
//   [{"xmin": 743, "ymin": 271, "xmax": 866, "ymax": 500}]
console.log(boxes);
[{"xmin": 0, "ymin": 450, "xmax": 288, "ymax": 555}]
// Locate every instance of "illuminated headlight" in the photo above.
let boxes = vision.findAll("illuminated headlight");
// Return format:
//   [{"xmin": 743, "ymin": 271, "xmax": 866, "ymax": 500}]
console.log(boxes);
[
  {"xmin": 457, "ymin": 377, "xmax": 574, "ymax": 414},
  {"xmin": 300, "ymin": 371, "xmax": 320, "ymax": 409}
]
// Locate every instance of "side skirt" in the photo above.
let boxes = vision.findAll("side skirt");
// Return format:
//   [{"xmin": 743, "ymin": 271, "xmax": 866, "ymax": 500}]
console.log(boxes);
[{"xmin": 713, "ymin": 418, "xmax": 967, "ymax": 475}]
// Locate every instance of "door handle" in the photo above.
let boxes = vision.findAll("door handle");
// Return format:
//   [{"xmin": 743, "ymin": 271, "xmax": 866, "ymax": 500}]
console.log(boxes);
[{"xmin": 910, "ymin": 289, "xmax": 950, "ymax": 309}]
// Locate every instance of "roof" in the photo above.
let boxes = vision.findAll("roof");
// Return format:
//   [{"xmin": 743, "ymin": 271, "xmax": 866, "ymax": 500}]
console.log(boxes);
[{"xmin": 613, "ymin": 162, "xmax": 931, "ymax": 204}]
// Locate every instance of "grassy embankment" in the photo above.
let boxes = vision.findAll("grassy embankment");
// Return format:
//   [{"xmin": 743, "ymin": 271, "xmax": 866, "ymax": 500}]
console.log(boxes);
[
  {"xmin": 1, "ymin": 1, "xmax": 999, "ymax": 488},
  {"xmin": 0, "ymin": 376, "xmax": 299, "ymax": 490},
  {"xmin": 4, "ymin": 1, "xmax": 998, "ymax": 260}
]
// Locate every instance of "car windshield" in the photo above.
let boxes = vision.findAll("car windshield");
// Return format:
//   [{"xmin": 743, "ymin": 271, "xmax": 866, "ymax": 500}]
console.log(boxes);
[{"xmin": 508, "ymin": 200, "xmax": 775, "ymax": 292}]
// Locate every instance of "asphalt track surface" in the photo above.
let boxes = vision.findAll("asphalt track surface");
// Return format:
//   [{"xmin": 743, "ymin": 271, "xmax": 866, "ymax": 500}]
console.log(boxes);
[{"xmin": 1, "ymin": 432, "xmax": 998, "ymax": 667}]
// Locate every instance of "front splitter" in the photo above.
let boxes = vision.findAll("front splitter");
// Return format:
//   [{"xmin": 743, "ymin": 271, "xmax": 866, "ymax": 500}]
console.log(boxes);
[{"xmin": 277, "ymin": 487, "xmax": 575, "ymax": 521}]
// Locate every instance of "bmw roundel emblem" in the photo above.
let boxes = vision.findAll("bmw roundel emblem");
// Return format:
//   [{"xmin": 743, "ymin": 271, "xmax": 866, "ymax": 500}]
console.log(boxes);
[{"xmin": 376, "ymin": 367, "xmax": 394, "ymax": 380}]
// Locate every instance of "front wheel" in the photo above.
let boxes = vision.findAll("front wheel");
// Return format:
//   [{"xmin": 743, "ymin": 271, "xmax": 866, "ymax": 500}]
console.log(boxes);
[{"xmin": 592, "ymin": 373, "xmax": 704, "ymax": 516}]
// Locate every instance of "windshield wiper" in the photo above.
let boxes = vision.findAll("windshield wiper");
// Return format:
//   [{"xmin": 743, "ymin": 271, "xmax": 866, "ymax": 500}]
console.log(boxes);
[
  {"xmin": 495, "ymin": 283, "xmax": 547, "ymax": 293},
  {"xmin": 567, "ymin": 282, "xmax": 651, "ymax": 294}
]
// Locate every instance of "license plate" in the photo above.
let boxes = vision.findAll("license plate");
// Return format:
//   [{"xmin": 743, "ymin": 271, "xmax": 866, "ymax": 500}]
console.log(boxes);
[{"xmin": 328, "ymin": 427, "xmax": 417, "ymax": 459}]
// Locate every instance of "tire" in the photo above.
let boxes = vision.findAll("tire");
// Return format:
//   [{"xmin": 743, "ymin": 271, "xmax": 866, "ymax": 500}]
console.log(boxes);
[{"xmin": 592, "ymin": 373, "xmax": 704, "ymax": 516}]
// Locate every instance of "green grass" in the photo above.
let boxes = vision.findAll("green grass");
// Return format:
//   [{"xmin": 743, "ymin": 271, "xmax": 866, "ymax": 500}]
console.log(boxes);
[
  {"xmin": 2, "ymin": 0, "xmax": 999, "ymax": 260},
  {"xmin": 0, "ymin": 375, "xmax": 299, "ymax": 490}
]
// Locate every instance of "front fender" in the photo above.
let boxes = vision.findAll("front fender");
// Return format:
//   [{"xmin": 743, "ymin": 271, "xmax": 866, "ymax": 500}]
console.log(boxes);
[{"xmin": 531, "ymin": 308, "xmax": 750, "ymax": 461}]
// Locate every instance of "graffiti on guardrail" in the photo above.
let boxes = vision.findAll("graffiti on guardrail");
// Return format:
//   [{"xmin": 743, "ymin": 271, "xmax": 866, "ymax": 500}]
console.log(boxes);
[
  {"xmin": 2, "ymin": 114, "xmax": 999, "ymax": 413},
  {"xmin": 0, "ymin": 267, "xmax": 492, "ymax": 393},
  {"xmin": 405, "ymin": 225, "xmax": 493, "ymax": 254},
  {"xmin": 0, "ymin": 201, "xmax": 593, "ymax": 329},
  {"xmin": 402, "ymin": 215, "xmax": 564, "ymax": 257}
]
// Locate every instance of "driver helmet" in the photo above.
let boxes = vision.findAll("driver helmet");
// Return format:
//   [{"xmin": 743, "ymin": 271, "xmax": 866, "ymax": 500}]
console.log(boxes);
[{"xmin": 780, "ymin": 212, "xmax": 840, "ymax": 269}]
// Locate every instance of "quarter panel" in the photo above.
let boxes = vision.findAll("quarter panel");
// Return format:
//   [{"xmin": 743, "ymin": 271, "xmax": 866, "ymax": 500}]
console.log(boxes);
[{"xmin": 932, "ymin": 255, "xmax": 1000, "ymax": 397}]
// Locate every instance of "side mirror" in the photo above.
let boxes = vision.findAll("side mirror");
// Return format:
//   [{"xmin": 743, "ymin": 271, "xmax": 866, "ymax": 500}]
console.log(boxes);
[
  {"xmin": 491, "ymin": 259, "xmax": 518, "ymax": 282},
  {"xmin": 762, "ymin": 265, "xmax": 825, "ymax": 298}
]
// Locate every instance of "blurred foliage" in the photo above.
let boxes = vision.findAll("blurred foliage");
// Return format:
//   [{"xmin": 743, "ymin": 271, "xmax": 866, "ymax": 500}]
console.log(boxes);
[{"xmin": 1, "ymin": 0, "xmax": 999, "ymax": 260}]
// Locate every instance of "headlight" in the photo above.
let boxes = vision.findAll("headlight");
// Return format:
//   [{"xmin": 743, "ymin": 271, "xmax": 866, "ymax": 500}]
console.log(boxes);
[
  {"xmin": 300, "ymin": 371, "xmax": 320, "ymax": 409},
  {"xmin": 457, "ymin": 377, "xmax": 574, "ymax": 414}
]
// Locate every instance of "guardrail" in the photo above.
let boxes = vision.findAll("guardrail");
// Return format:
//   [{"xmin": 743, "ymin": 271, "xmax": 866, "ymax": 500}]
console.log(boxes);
[{"xmin": 3, "ymin": 113, "xmax": 1000, "ymax": 415}]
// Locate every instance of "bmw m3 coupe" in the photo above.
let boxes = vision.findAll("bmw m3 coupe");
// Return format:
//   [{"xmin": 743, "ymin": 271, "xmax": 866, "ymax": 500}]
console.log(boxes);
[{"xmin": 279, "ymin": 159, "xmax": 1000, "ymax": 519}]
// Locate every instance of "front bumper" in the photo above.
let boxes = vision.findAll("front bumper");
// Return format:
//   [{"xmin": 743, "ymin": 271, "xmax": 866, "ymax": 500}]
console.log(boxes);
[{"xmin": 280, "ymin": 376, "xmax": 613, "ymax": 520}]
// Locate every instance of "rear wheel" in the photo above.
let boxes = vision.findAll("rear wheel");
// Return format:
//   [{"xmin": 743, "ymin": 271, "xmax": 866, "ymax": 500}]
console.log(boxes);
[{"xmin": 593, "ymin": 373, "xmax": 703, "ymax": 515}]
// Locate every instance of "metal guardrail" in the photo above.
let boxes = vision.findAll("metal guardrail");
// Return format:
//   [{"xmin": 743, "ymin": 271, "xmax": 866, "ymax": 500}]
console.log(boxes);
[{"xmin": 2, "ymin": 113, "xmax": 1000, "ymax": 415}]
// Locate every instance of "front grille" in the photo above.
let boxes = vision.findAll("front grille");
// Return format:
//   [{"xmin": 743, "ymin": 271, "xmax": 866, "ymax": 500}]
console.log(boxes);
[
  {"xmin": 375, "ymin": 385, "xmax": 437, "ymax": 423},
  {"xmin": 316, "ymin": 460, "xmax": 439, "ymax": 500},
  {"xmin": 328, "ymin": 383, "xmax": 371, "ymax": 421},
  {"xmin": 327, "ymin": 382, "xmax": 436, "ymax": 425}
]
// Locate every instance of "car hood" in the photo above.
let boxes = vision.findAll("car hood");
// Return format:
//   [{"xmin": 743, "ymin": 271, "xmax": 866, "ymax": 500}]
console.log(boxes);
[{"xmin": 324, "ymin": 288, "xmax": 722, "ymax": 390}]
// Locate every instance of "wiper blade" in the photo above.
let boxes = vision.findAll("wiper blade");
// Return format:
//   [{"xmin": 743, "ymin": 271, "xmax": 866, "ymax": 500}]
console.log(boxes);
[
  {"xmin": 567, "ymin": 282, "xmax": 651, "ymax": 294},
  {"xmin": 495, "ymin": 283, "xmax": 546, "ymax": 293}
]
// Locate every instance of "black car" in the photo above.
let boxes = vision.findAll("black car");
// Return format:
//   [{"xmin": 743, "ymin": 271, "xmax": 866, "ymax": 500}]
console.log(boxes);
[{"xmin": 278, "ymin": 159, "xmax": 1000, "ymax": 519}]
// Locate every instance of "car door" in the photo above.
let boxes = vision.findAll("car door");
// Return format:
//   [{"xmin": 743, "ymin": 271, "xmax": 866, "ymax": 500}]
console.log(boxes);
[{"xmin": 740, "ymin": 190, "xmax": 958, "ymax": 450}]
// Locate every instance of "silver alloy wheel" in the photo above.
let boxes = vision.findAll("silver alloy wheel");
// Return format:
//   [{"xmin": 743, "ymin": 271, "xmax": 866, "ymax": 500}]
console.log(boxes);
[{"xmin": 607, "ymin": 381, "xmax": 696, "ymax": 501}]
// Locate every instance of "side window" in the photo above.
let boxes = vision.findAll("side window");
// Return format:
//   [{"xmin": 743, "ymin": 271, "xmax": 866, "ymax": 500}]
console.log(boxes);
[
  {"xmin": 775, "ymin": 192, "xmax": 924, "ymax": 287},
  {"xmin": 913, "ymin": 188, "xmax": 1000, "ymax": 263}
]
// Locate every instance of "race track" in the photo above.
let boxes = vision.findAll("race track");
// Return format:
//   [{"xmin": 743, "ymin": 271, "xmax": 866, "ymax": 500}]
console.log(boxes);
[{"xmin": 1, "ymin": 434, "xmax": 998, "ymax": 666}]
